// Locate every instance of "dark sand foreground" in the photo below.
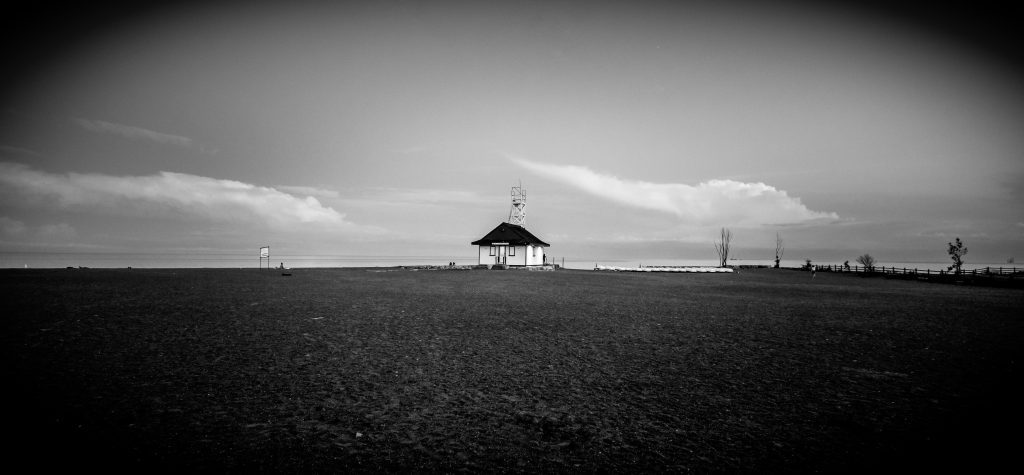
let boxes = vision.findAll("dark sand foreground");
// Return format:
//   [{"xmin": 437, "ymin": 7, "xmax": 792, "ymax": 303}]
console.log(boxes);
[{"xmin": 3, "ymin": 267, "xmax": 1021, "ymax": 472}]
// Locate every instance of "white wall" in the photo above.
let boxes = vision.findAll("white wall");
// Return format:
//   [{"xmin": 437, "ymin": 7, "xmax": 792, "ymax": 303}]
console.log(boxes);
[
  {"xmin": 509, "ymin": 246, "xmax": 526, "ymax": 266},
  {"xmin": 526, "ymin": 245, "xmax": 545, "ymax": 266},
  {"xmin": 477, "ymin": 245, "xmax": 522, "ymax": 265},
  {"xmin": 476, "ymin": 245, "xmax": 547, "ymax": 266}
]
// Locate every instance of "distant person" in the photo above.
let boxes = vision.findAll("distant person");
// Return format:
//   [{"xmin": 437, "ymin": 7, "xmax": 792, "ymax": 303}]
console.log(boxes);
[
  {"xmin": 279, "ymin": 262, "xmax": 284, "ymax": 269},
  {"xmin": 843, "ymin": 260, "xmax": 850, "ymax": 271},
  {"xmin": 811, "ymin": 266, "xmax": 817, "ymax": 278}
]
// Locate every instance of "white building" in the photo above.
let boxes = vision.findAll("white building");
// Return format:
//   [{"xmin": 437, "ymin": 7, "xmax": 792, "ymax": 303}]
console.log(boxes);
[{"xmin": 471, "ymin": 222, "xmax": 550, "ymax": 267}]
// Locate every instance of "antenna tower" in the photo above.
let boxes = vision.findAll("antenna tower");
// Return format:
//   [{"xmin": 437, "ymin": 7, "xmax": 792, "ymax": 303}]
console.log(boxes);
[{"xmin": 508, "ymin": 182, "xmax": 526, "ymax": 226}]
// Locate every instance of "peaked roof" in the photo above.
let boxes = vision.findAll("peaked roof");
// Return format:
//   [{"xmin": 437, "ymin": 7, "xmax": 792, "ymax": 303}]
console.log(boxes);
[{"xmin": 471, "ymin": 222, "xmax": 550, "ymax": 247}]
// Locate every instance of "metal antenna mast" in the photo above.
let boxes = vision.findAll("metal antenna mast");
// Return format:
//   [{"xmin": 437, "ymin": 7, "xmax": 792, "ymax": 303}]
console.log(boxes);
[{"xmin": 508, "ymin": 181, "xmax": 526, "ymax": 226}]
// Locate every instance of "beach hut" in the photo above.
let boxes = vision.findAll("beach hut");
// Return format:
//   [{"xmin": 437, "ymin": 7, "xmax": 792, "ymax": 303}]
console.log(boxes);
[{"xmin": 471, "ymin": 222, "xmax": 550, "ymax": 267}]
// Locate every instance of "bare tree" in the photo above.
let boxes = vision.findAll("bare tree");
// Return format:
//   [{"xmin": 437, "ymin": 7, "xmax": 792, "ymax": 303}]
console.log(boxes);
[
  {"xmin": 774, "ymin": 233, "xmax": 785, "ymax": 268},
  {"xmin": 855, "ymin": 253, "xmax": 876, "ymax": 271},
  {"xmin": 713, "ymin": 227, "xmax": 732, "ymax": 267},
  {"xmin": 947, "ymin": 237, "xmax": 968, "ymax": 274}
]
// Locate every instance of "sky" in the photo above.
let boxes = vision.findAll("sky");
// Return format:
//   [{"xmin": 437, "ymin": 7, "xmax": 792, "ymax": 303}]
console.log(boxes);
[{"xmin": 2, "ymin": 0, "xmax": 1023, "ymax": 267}]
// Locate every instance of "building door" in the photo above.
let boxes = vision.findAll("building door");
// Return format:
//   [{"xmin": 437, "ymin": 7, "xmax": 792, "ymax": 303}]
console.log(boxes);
[{"xmin": 496, "ymin": 245, "xmax": 507, "ymax": 265}]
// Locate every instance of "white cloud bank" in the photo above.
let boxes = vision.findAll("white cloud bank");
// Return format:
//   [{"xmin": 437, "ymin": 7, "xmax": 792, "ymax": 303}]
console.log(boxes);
[
  {"xmin": 511, "ymin": 157, "xmax": 838, "ymax": 226},
  {"xmin": 274, "ymin": 185, "xmax": 340, "ymax": 199},
  {"xmin": 0, "ymin": 162, "xmax": 369, "ymax": 231}
]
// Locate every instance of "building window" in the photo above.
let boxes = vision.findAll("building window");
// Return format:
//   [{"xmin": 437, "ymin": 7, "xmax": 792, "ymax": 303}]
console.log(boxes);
[
  {"xmin": 509, "ymin": 246, "xmax": 515, "ymax": 256},
  {"xmin": 489, "ymin": 246, "xmax": 495, "ymax": 256}
]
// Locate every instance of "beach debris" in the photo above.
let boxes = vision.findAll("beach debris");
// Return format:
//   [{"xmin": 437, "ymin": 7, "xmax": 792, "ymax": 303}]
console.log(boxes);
[{"xmin": 594, "ymin": 265, "xmax": 733, "ymax": 273}]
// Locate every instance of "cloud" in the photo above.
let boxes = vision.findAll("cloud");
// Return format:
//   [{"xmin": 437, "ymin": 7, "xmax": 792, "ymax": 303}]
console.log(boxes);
[
  {"xmin": 510, "ymin": 156, "xmax": 838, "ymax": 226},
  {"xmin": 274, "ymin": 185, "xmax": 340, "ymax": 199},
  {"xmin": 72, "ymin": 118, "xmax": 194, "ymax": 148},
  {"xmin": 333, "ymin": 187, "xmax": 496, "ymax": 212},
  {"xmin": 0, "ymin": 216, "xmax": 28, "ymax": 236},
  {"xmin": 38, "ymin": 223, "xmax": 77, "ymax": 240},
  {"xmin": 364, "ymin": 187, "xmax": 486, "ymax": 204},
  {"xmin": 0, "ymin": 217, "xmax": 78, "ymax": 244},
  {"xmin": 0, "ymin": 162, "xmax": 373, "ymax": 231},
  {"xmin": 0, "ymin": 145, "xmax": 44, "ymax": 158}
]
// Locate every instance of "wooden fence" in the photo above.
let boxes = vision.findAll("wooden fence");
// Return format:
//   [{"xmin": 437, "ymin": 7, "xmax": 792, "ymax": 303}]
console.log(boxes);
[{"xmin": 813, "ymin": 264, "xmax": 1022, "ymax": 276}]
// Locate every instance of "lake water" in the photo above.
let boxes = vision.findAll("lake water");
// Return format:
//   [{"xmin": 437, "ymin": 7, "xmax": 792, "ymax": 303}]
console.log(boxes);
[
  {"xmin": 2, "ymin": 251, "xmax": 1016, "ymax": 273},
  {"xmin": 0, "ymin": 252, "xmax": 470, "ymax": 269},
  {"xmin": 572, "ymin": 258, "xmax": 1018, "ymax": 272}
]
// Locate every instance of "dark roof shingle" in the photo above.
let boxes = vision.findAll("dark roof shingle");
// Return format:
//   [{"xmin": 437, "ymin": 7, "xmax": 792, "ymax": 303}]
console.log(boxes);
[{"xmin": 471, "ymin": 222, "xmax": 550, "ymax": 247}]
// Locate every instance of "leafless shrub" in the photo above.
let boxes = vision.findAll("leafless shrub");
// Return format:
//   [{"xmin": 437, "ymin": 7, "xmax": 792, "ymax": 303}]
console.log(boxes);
[
  {"xmin": 856, "ymin": 253, "xmax": 876, "ymax": 271},
  {"xmin": 775, "ymin": 233, "xmax": 784, "ymax": 268},
  {"xmin": 714, "ymin": 228, "xmax": 731, "ymax": 267},
  {"xmin": 947, "ymin": 238, "xmax": 967, "ymax": 274}
]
